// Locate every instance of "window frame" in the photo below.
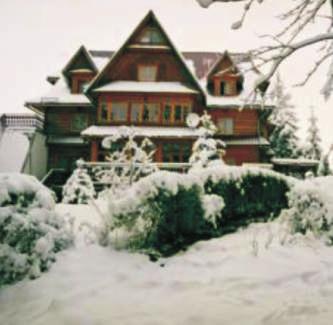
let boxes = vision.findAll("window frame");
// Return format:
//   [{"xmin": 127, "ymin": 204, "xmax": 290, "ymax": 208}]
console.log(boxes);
[
  {"xmin": 111, "ymin": 101, "xmax": 128, "ymax": 122},
  {"xmin": 217, "ymin": 118, "xmax": 234, "ymax": 135}
]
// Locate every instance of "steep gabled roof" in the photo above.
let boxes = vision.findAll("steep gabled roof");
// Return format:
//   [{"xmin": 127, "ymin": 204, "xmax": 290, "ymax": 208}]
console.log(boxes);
[
  {"xmin": 86, "ymin": 10, "xmax": 205, "ymax": 98},
  {"xmin": 206, "ymin": 51, "xmax": 241, "ymax": 80},
  {"xmin": 62, "ymin": 45, "xmax": 98, "ymax": 85}
]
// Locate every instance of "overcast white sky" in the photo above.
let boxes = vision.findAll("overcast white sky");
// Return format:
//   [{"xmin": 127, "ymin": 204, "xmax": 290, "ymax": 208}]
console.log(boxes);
[{"xmin": 0, "ymin": 0, "xmax": 332, "ymax": 151}]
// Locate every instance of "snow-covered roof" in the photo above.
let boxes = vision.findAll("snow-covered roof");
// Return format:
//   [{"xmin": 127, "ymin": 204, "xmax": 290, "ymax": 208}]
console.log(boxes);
[
  {"xmin": 26, "ymin": 77, "xmax": 92, "ymax": 108},
  {"xmin": 81, "ymin": 125, "xmax": 269, "ymax": 146},
  {"xmin": 272, "ymin": 158, "xmax": 319, "ymax": 166},
  {"xmin": 47, "ymin": 136, "xmax": 86, "ymax": 145},
  {"xmin": 202, "ymin": 61, "xmax": 275, "ymax": 109},
  {"xmin": 225, "ymin": 137, "xmax": 269, "ymax": 146},
  {"xmin": 81, "ymin": 125, "xmax": 202, "ymax": 138},
  {"xmin": 93, "ymin": 81, "xmax": 199, "ymax": 94}
]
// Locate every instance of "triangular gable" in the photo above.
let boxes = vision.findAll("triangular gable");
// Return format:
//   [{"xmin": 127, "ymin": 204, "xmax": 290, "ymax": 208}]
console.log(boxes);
[
  {"xmin": 62, "ymin": 45, "xmax": 98, "ymax": 85},
  {"xmin": 206, "ymin": 51, "xmax": 241, "ymax": 80},
  {"xmin": 86, "ymin": 10, "xmax": 205, "ymax": 97}
]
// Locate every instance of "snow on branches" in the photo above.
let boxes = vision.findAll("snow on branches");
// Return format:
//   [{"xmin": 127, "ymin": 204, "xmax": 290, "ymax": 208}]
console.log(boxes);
[
  {"xmin": 96, "ymin": 126, "xmax": 158, "ymax": 195},
  {"xmin": 196, "ymin": 0, "xmax": 333, "ymax": 99},
  {"xmin": 303, "ymin": 107, "xmax": 322, "ymax": 160},
  {"xmin": 62, "ymin": 159, "xmax": 96, "ymax": 204},
  {"xmin": 269, "ymin": 74, "xmax": 301, "ymax": 158}
]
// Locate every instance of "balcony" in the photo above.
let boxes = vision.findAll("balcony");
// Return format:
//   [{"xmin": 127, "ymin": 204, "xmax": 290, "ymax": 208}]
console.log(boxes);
[{"xmin": 0, "ymin": 113, "xmax": 44, "ymax": 131}]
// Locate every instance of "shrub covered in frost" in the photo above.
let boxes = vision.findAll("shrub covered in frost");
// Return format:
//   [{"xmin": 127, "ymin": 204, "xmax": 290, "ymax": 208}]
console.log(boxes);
[
  {"xmin": 62, "ymin": 159, "xmax": 96, "ymax": 204},
  {"xmin": 280, "ymin": 177, "xmax": 333, "ymax": 243},
  {"xmin": 0, "ymin": 173, "xmax": 74, "ymax": 286},
  {"xmin": 193, "ymin": 166, "xmax": 293, "ymax": 233},
  {"xmin": 104, "ymin": 171, "xmax": 223, "ymax": 256}
]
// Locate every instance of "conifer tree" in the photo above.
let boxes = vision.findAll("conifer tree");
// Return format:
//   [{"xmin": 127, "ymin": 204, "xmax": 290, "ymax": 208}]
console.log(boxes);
[
  {"xmin": 269, "ymin": 74, "xmax": 300, "ymax": 158},
  {"xmin": 304, "ymin": 107, "xmax": 322, "ymax": 161},
  {"xmin": 189, "ymin": 111, "xmax": 225, "ymax": 169},
  {"xmin": 317, "ymin": 146, "xmax": 332, "ymax": 176},
  {"xmin": 62, "ymin": 159, "xmax": 96, "ymax": 204}
]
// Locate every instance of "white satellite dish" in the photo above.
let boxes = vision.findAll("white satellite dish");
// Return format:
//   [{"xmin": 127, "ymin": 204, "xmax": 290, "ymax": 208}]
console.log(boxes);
[{"xmin": 186, "ymin": 113, "xmax": 200, "ymax": 129}]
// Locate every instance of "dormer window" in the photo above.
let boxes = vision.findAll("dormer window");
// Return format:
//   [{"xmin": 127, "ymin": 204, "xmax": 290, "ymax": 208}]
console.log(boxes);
[
  {"xmin": 219, "ymin": 80, "xmax": 234, "ymax": 96},
  {"xmin": 138, "ymin": 65, "xmax": 157, "ymax": 81},
  {"xmin": 139, "ymin": 28, "xmax": 164, "ymax": 44},
  {"xmin": 78, "ymin": 80, "xmax": 89, "ymax": 93}
]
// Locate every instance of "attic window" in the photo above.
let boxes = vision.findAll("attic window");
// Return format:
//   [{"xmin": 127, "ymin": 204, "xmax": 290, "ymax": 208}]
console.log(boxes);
[
  {"xmin": 139, "ymin": 28, "xmax": 164, "ymax": 44},
  {"xmin": 78, "ymin": 80, "xmax": 89, "ymax": 93},
  {"xmin": 138, "ymin": 65, "xmax": 157, "ymax": 81},
  {"xmin": 220, "ymin": 81, "xmax": 234, "ymax": 96}
]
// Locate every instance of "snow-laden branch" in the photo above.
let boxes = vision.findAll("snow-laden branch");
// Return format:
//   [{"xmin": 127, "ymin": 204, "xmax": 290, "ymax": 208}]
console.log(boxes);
[{"xmin": 196, "ymin": 0, "xmax": 333, "ymax": 98}]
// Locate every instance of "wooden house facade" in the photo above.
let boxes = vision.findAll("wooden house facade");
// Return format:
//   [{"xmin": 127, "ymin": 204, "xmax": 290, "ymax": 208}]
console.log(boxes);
[{"xmin": 26, "ymin": 11, "xmax": 273, "ymax": 172}]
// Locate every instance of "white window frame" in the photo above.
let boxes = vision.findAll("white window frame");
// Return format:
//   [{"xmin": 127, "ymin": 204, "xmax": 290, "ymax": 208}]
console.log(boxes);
[{"xmin": 218, "ymin": 118, "xmax": 234, "ymax": 135}]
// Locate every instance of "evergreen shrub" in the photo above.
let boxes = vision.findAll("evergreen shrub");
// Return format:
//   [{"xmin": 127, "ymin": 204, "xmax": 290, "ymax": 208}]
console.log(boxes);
[
  {"xmin": 0, "ymin": 173, "xmax": 74, "ymax": 286},
  {"xmin": 198, "ymin": 166, "xmax": 292, "ymax": 233}
]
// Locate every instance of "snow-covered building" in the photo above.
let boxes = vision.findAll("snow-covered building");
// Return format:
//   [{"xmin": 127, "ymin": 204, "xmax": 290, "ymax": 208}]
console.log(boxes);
[{"xmin": 25, "ymin": 10, "xmax": 273, "ymax": 172}]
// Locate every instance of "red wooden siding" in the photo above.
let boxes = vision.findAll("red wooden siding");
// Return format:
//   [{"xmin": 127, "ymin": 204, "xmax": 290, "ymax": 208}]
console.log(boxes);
[
  {"xmin": 224, "ymin": 145, "xmax": 259, "ymax": 165},
  {"xmin": 46, "ymin": 108, "xmax": 94, "ymax": 135},
  {"xmin": 209, "ymin": 109, "xmax": 258, "ymax": 136},
  {"xmin": 49, "ymin": 145, "xmax": 89, "ymax": 170},
  {"xmin": 103, "ymin": 50, "xmax": 195, "ymax": 84},
  {"xmin": 71, "ymin": 72, "xmax": 95, "ymax": 94}
]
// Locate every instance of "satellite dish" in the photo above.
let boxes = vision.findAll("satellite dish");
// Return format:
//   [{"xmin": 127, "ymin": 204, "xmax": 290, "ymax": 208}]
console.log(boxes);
[{"xmin": 186, "ymin": 113, "xmax": 200, "ymax": 129}]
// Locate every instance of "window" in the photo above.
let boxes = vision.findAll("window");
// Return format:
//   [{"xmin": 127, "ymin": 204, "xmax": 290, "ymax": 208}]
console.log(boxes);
[
  {"xmin": 173, "ymin": 103, "xmax": 192, "ymax": 124},
  {"xmin": 111, "ymin": 102, "xmax": 128, "ymax": 122},
  {"xmin": 182, "ymin": 105, "xmax": 191, "ymax": 121},
  {"xmin": 139, "ymin": 28, "xmax": 164, "ymax": 44},
  {"xmin": 174, "ymin": 105, "xmax": 182, "ymax": 122},
  {"xmin": 163, "ymin": 104, "xmax": 172, "ymax": 123},
  {"xmin": 78, "ymin": 80, "xmax": 89, "ymax": 93},
  {"xmin": 218, "ymin": 118, "xmax": 234, "ymax": 135},
  {"xmin": 143, "ymin": 103, "xmax": 159, "ymax": 123},
  {"xmin": 162, "ymin": 143, "xmax": 191, "ymax": 163},
  {"xmin": 71, "ymin": 114, "xmax": 88, "ymax": 132},
  {"xmin": 131, "ymin": 103, "xmax": 142, "ymax": 123},
  {"xmin": 138, "ymin": 65, "xmax": 157, "ymax": 82},
  {"xmin": 100, "ymin": 101, "xmax": 108, "ymax": 121},
  {"xmin": 220, "ymin": 80, "xmax": 234, "ymax": 96}
]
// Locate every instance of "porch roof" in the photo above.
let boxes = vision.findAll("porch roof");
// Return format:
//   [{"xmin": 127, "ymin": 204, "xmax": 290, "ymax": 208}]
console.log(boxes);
[
  {"xmin": 81, "ymin": 125, "xmax": 202, "ymax": 138},
  {"xmin": 93, "ymin": 81, "xmax": 199, "ymax": 94},
  {"xmin": 81, "ymin": 125, "xmax": 269, "ymax": 145}
]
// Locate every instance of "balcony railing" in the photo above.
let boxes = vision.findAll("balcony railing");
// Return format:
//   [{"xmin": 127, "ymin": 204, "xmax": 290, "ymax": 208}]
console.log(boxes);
[{"xmin": 0, "ymin": 113, "xmax": 44, "ymax": 130}]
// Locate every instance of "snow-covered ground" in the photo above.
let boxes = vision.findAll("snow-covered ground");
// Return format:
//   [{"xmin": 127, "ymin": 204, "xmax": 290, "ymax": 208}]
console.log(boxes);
[{"xmin": 1, "ymin": 195, "xmax": 333, "ymax": 325}]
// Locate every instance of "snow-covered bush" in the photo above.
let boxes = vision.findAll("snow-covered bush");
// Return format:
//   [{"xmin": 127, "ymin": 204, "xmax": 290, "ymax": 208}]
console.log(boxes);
[
  {"xmin": 0, "ymin": 173, "xmax": 73, "ymax": 286},
  {"xmin": 280, "ymin": 177, "xmax": 333, "ymax": 244},
  {"xmin": 103, "ymin": 171, "xmax": 223, "ymax": 256},
  {"xmin": 193, "ymin": 166, "xmax": 293, "ymax": 232},
  {"xmin": 95, "ymin": 127, "xmax": 158, "ymax": 195},
  {"xmin": 62, "ymin": 159, "xmax": 96, "ymax": 204}
]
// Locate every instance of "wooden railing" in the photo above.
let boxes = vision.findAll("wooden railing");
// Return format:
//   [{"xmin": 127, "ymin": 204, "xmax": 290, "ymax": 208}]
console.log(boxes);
[{"xmin": 0, "ymin": 113, "xmax": 44, "ymax": 130}]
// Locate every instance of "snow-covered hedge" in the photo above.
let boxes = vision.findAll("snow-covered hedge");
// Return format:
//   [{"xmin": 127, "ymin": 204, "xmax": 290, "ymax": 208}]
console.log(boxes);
[
  {"xmin": 280, "ymin": 176, "xmax": 333, "ymax": 243},
  {"xmin": 105, "ymin": 171, "xmax": 223, "ymax": 256},
  {"xmin": 192, "ymin": 166, "xmax": 294, "ymax": 233},
  {"xmin": 0, "ymin": 173, "xmax": 74, "ymax": 286},
  {"xmin": 103, "ymin": 166, "xmax": 292, "ymax": 256}
]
